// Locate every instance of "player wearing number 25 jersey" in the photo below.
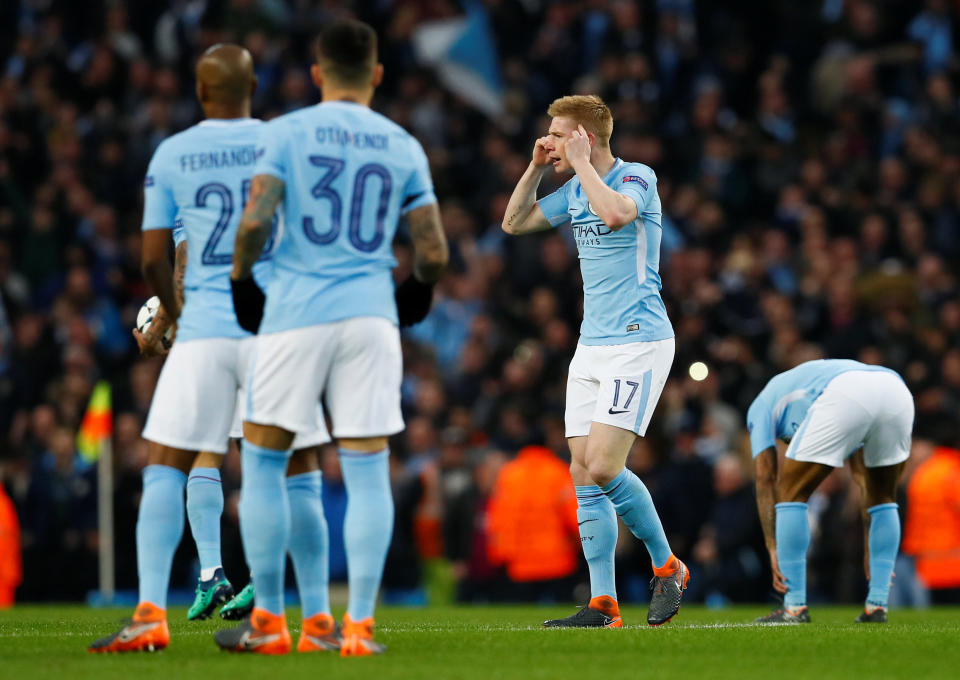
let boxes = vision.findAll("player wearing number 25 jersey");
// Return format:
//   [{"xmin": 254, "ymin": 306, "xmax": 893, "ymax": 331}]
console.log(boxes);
[
  {"xmin": 217, "ymin": 21, "xmax": 447, "ymax": 656},
  {"xmin": 89, "ymin": 45, "xmax": 331, "ymax": 654}
]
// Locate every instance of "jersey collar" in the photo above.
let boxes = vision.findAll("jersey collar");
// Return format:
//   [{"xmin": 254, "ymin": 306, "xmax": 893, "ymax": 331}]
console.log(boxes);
[
  {"xmin": 198, "ymin": 118, "xmax": 259, "ymax": 127},
  {"xmin": 602, "ymin": 158, "xmax": 624, "ymax": 183}
]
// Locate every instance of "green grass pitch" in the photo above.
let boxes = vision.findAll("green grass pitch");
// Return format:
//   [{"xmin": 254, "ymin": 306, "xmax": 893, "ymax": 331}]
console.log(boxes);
[{"xmin": 2, "ymin": 604, "xmax": 959, "ymax": 680}]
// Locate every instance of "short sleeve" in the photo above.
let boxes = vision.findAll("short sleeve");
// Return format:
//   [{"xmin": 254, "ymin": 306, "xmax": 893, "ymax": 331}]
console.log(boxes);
[
  {"xmin": 616, "ymin": 165, "xmax": 656, "ymax": 216},
  {"xmin": 172, "ymin": 219, "xmax": 186, "ymax": 247},
  {"xmin": 253, "ymin": 119, "xmax": 288, "ymax": 182},
  {"xmin": 747, "ymin": 394, "xmax": 776, "ymax": 458},
  {"xmin": 537, "ymin": 182, "xmax": 571, "ymax": 227},
  {"xmin": 401, "ymin": 138, "xmax": 437, "ymax": 215},
  {"xmin": 141, "ymin": 144, "xmax": 178, "ymax": 231}
]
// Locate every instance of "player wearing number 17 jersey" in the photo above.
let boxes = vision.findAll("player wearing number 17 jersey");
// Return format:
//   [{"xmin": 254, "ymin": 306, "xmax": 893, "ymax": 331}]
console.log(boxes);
[
  {"xmin": 502, "ymin": 95, "xmax": 687, "ymax": 627},
  {"xmin": 217, "ymin": 21, "xmax": 448, "ymax": 656}
]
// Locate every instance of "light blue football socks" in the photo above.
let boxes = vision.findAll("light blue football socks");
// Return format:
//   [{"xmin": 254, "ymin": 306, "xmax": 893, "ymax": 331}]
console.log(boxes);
[
  {"xmin": 776, "ymin": 502, "xmax": 810, "ymax": 610},
  {"xmin": 287, "ymin": 470, "xmax": 330, "ymax": 618},
  {"xmin": 866, "ymin": 503, "xmax": 900, "ymax": 609},
  {"xmin": 186, "ymin": 467, "xmax": 223, "ymax": 579},
  {"xmin": 239, "ymin": 442, "xmax": 290, "ymax": 616},
  {"xmin": 137, "ymin": 464, "xmax": 187, "ymax": 608},
  {"xmin": 340, "ymin": 448, "xmax": 394, "ymax": 621},
  {"xmin": 575, "ymin": 485, "xmax": 618, "ymax": 599},
  {"xmin": 600, "ymin": 468, "xmax": 672, "ymax": 568}
]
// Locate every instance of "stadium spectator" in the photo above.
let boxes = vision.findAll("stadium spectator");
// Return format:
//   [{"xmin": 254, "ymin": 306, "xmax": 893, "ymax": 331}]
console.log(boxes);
[
  {"xmin": 486, "ymin": 445, "xmax": 579, "ymax": 601},
  {"xmin": 0, "ymin": 474, "xmax": 21, "ymax": 607},
  {"xmin": 903, "ymin": 438, "xmax": 960, "ymax": 604}
]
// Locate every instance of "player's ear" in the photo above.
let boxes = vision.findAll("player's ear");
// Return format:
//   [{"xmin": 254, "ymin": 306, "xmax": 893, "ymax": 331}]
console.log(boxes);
[
  {"xmin": 196, "ymin": 80, "xmax": 206, "ymax": 103},
  {"xmin": 372, "ymin": 63, "xmax": 384, "ymax": 89},
  {"xmin": 310, "ymin": 63, "xmax": 324, "ymax": 90}
]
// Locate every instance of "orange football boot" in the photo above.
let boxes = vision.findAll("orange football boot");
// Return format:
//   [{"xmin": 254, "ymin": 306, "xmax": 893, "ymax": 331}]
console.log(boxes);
[
  {"xmin": 214, "ymin": 607, "xmax": 292, "ymax": 655},
  {"xmin": 340, "ymin": 613, "xmax": 386, "ymax": 657},
  {"xmin": 296, "ymin": 612, "xmax": 341, "ymax": 652},
  {"xmin": 88, "ymin": 602, "xmax": 170, "ymax": 653}
]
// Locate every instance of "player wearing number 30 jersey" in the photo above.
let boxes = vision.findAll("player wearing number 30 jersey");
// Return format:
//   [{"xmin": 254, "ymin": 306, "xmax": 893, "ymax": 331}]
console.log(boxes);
[{"xmin": 218, "ymin": 20, "xmax": 448, "ymax": 656}]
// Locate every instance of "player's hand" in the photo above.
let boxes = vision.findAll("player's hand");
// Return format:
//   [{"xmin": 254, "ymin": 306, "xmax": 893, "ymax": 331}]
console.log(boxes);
[
  {"xmin": 565, "ymin": 124, "xmax": 592, "ymax": 168},
  {"xmin": 133, "ymin": 326, "xmax": 172, "ymax": 358},
  {"xmin": 769, "ymin": 547, "xmax": 788, "ymax": 594},
  {"xmin": 395, "ymin": 274, "xmax": 435, "ymax": 327},
  {"xmin": 231, "ymin": 275, "xmax": 265, "ymax": 333},
  {"xmin": 532, "ymin": 136, "xmax": 552, "ymax": 166}
]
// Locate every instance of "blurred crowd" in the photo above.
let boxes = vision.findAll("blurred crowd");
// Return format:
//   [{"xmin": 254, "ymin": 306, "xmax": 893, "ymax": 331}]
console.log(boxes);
[{"xmin": 2, "ymin": 0, "xmax": 960, "ymax": 606}]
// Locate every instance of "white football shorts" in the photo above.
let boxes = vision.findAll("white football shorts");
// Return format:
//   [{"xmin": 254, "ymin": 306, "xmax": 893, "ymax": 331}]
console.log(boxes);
[
  {"xmin": 245, "ymin": 316, "xmax": 404, "ymax": 439},
  {"xmin": 786, "ymin": 370, "xmax": 914, "ymax": 468},
  {"xmin": 565, "ymin": 337, "xmax": 675, "ymax": 438},
  {"xmin": 143, "ymin": 336, "xmax": 329, "ymax": 453}
]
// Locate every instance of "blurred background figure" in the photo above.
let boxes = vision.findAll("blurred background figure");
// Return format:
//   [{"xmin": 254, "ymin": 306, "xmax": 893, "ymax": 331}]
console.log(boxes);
[
  {"xmin": 903, "ymin": 429, "xmax": 960, "ymax": 605},
  {"xmin": 0, "ymin": 467, "xmax": 21, "ymax": 607},
  {"xmin": 487, "ymin": 445, "xmax": 579, "ymax": 602}
]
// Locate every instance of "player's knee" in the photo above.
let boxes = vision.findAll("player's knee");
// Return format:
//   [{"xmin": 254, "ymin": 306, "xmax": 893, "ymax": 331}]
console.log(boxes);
[{"xmin": 585, "ymin": 455, "xmax": 619, "ymax": 487}]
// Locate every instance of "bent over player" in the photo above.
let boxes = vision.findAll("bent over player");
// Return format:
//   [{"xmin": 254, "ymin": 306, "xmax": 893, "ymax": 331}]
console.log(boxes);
[
  {"xmin": 216, "ymin": 20, "xmax": 448, "ymax": 656},
  {"xmin": 502, "ymin": 95, "xmax": 687, "ymax": 627},
  {"xmin": 748, "ymin": 359, "xmax": 914, "ymax": 623},
  {"xmin": 89, "ymin": 44, "xmax": 331, "ymax": 653}
]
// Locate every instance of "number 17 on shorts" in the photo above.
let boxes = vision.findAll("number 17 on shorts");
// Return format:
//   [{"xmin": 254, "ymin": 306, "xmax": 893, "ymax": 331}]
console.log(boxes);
[{"xmin": 564, "ymin": 338, "xmax": 675, "ymax": 438}]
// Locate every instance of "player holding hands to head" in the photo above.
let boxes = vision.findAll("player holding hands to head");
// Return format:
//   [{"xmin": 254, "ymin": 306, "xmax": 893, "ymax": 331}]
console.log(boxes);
[{"xmin": 502, "ymin": 95, "xmax": 687, "ymax": 628}]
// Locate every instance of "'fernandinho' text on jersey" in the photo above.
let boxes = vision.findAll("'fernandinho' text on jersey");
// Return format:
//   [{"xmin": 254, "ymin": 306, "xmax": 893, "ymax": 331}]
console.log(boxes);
[
  {"xmin": 253, "ymin": 101, "xmax": 436, "ymax": 334},
  {"xmin": 746, "ymin": 359, "xmax": 904, "ymax": 457},
  {"xmin": 143, "ymin": 118, "xmax": 275, "ymax": 342},
  {"xmin": 538, "ymin": 159, "xmax": 673, "ymax": 345}
]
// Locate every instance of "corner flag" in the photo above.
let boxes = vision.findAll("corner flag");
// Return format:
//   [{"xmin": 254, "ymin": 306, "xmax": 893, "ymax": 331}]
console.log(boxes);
[{"xmin": 77, "ymin": 380, "xmax": 112, "ymax": 464}]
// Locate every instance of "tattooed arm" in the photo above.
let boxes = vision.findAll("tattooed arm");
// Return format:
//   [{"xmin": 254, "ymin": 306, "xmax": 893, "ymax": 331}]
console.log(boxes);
[
  {"xmin": 232, "ymin": 174, "xmax": 283, "ymax": 281},
  {"xmin": 406, "ymin": 202, "xmax": 449, "ymax": 283},
  {"xmin": 502, "ymin": 137, "xmax": 555, "ymax": 236}
]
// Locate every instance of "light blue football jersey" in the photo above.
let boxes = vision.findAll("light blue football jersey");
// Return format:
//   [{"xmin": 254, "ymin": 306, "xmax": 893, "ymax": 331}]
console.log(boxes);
[
  {"xmin": 142, "ymin": 118, "xmax": 276, "ymax": 343},
  {"xmin": 538, "ymin": 159, "xmax": 673, "ymax": 345},
  {"xmin": 746, "ymin": 359, "xmax": 903, "ymax": 457},
  {"xmin": 252, "ymin": 101, "xmax": 436, "ymax": 334}
]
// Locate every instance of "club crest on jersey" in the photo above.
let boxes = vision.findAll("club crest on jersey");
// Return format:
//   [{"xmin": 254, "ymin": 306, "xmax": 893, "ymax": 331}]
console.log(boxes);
[
  {"xmin": 587, "ymin": 201, "xmax": 598, "ymax": 216},
  {"xmin": 622, "ymin": 175, "xmax": 648, "ymax": 190}
]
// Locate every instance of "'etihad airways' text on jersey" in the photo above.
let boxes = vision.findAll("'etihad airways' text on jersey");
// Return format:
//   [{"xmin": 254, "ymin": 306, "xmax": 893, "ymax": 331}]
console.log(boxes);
[
  {"xmin": 538, "ymin": 159, "xmax": 673, "ymax": 345},
  {"xmin": 253, "ymin": 101, "xmax": 436, "ymax": 334}
]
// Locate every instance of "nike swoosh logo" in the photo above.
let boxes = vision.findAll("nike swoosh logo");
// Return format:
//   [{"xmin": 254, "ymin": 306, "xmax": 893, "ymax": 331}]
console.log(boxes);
[
  {"xmin": 304, "ymin": 635, "xmax": 340, "ymax": 650},
  {"xmin": 578, "ymin": 518, "xmax": 598, "ymax": 526},
  {"xmin": 117, "ymin": 622, "xmax": 158, "ymax": 642},
  {"xmin": 239, "ymin": 630, "xmax": 284, "ymax": 650},
  {"xmin": 608, "ymin": 408, "xmax": 629, "ymax": 414}
]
